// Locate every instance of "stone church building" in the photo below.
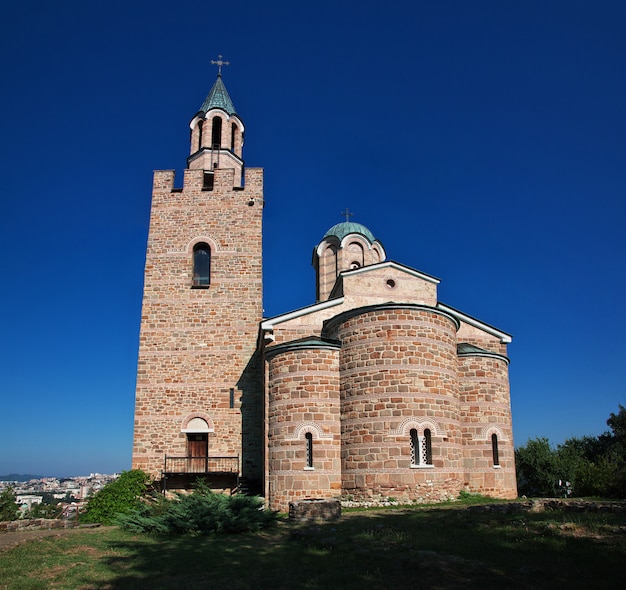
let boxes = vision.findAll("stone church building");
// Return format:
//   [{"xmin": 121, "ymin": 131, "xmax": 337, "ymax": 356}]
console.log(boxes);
[{"xmin": 132, "ymin": 71, "xmax": 517, "ymax": 511}]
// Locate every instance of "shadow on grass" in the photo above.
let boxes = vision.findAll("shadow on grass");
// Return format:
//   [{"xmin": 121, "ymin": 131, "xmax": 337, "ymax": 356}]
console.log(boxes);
[{"xmin": 77, "ymin": 507, "xmax": 626, "ymax": 589}]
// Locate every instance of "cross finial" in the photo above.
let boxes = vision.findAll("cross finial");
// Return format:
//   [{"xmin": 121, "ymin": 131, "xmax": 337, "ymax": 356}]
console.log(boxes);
[
  {"xmin": 341, "ymin": 208, "xmax": 354, "ymax": 222},
  {"xmin": 210, "ymin": 54, "xmax": 230, "ymax": 76}
]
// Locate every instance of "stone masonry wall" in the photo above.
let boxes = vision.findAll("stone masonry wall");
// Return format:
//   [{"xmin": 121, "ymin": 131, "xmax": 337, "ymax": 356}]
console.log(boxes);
[
  {"xmin": 133, "ymin": 166, "xmax": 264, "ymax": 485},
  {"xmin": 267, "ymin": 346, "xmax": 341, "ymax": 511},
  {"xmin": 458, "ymin": 354, "xmax": 517, "ymax": 498},
  {"xmin": 327, "ymin": 305, "xmax": 464, "ymax": 502}
]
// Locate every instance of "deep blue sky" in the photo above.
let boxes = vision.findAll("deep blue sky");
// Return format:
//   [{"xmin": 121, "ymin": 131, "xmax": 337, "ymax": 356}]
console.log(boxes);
[{"xmin": 1, "ymin": 1, "xmax": 624, "ymax": 476}]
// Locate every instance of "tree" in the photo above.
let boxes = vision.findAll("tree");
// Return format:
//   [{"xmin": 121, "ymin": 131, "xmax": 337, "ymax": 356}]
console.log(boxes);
[
  {"xmin": 27, "ymin": 501, "xmax": 62, "ymax": 519},
  {"xmin": 515, "ymin": 437, "xmax": 561, "ymax": 497},
  {"xmin": 606, "ymin": 404, "xmax": 626, "ymax": 442},
  {"xmin": 0, "ymin": 487, "xmax": 19, "ymax": 521},
  {"xmin": 602, "ymin": 404, "xmax": 626, "ymax": 497},
  {"xmin": 516, "ymin": 405, "xmax": 626, "ymax": 499},
  {"xmin": 81, "ymin": 470, "xmax": 151, "ymax": 525}
]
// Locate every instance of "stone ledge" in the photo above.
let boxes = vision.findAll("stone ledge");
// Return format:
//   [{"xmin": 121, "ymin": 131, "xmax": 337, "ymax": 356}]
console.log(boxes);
[{"xmin": 0, "ymin": 519, "xmax": 98, "ymax": 533}]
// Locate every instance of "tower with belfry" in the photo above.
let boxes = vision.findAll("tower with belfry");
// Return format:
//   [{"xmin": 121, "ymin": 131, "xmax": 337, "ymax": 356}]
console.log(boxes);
[{"xmin": 132, "ymin": 58, "xmax": 264, "ymax": 492}]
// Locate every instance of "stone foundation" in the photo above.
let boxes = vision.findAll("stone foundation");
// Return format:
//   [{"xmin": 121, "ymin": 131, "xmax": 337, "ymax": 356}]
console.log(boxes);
[{"xmin": 289, "ymin": 499, "xmax": 341, "ymax": 522}]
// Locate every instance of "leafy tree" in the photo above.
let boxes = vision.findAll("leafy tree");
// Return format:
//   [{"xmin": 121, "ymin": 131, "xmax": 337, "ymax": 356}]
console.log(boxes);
[
  {"xmin": 516, "ymin": 405, "xmax": 626, "ymax": 499},
  {"xmin": 515, "ymin": 437, "xmax": 561, "ymax": 497},
  {"xmin": 81, "ymin": 470, "xmax": 151, "ymax": 525},
  {"xmin": 27, "ymin": 502, "xmax": 62, "ymax": 519},
  {"xmin": 607, "ymin": 404, "xmax": 626, "ymax": 442},
  {"xmin": 0, "ymin": 487, "xmax": 19, "ymax": 521},
  {"xmin": 602, "ymin": 404, "xmax": 626, "ymax": 497}
]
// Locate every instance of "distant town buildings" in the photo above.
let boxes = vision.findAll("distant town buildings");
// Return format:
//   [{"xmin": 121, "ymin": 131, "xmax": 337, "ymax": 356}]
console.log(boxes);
[{"xmin": 0, "ymin": 473, "xmax": 118, "ymax": 516}]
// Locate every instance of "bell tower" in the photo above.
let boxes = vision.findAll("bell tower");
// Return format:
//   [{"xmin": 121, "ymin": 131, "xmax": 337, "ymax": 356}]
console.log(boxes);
[
  {"xmin": 188, "ymin": 57, "xmax": 245, "ymax": 187},
  {"xmin": 132, "ymin": 61, "xmax": 264, "ymax": 491}
]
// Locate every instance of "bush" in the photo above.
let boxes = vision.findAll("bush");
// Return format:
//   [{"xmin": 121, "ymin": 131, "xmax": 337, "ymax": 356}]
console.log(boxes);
[
  {"xmin": 117, "ymin": 483, "xmax": 277, "ymax": 535},
  {"xmin": 0, "ymin": 487, "xmax": 19, "ymax": 521},
  {"xmin": 81, "ymin": 470, "xmax": 151, "ymax": 525}
]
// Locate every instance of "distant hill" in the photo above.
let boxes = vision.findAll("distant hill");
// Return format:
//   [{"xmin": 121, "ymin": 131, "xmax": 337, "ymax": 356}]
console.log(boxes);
[{"xmin": 0, "ymin": 474, "xmax": 46, "ymax": 482}]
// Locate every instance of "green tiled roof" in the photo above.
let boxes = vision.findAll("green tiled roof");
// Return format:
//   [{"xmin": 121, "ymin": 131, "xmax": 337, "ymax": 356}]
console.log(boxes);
[
  {"xmin": 457, "ymin": 343, "xmax": 489, "ymax": 354},
  {"xmin": 323, "ymin": 222, "xmax": 376, "ymax": 243},
  {"xmin": 199, "ymin": 75, "xmax": 236, "ymax": 115}
]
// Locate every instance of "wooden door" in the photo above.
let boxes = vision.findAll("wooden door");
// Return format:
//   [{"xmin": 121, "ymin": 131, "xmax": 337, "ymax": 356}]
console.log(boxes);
[{"xmin": 188, "ymin": 434, "xmax": 208, "ymax": 473}]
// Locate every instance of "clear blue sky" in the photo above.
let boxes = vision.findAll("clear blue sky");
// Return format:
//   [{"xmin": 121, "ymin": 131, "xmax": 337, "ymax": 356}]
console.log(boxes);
[{"xmin": 1, "ymin": 1, "xmax": 624, "ymax": 477}]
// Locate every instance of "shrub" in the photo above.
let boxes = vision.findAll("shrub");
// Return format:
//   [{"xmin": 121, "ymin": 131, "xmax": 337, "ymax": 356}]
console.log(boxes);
[
  {"xmin": 117, "ymin": 484, "xmax": 277, "ymax": 535},
  {"xmin": 81, "ymin": 470, "xmax": 151, "ymax": 525}
]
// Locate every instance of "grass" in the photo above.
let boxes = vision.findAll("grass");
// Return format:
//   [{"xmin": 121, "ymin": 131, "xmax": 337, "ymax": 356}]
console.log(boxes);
[{"xmin": 1, "ymin": 502, "xmax": 625, "ymax": 589}]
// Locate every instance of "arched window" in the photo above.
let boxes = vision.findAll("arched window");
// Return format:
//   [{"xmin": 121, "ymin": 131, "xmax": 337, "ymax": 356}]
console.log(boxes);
[
  {"xmin": 193, "ymin": 243, "xmax": 211, "ymax": 287},
  {"xmin": 422, "ymin": 429, "xmax": 433, "ymax": 465},
  {"xmin": 410, "ymin": 428, "xmax": 419, "ymax": 466},
  {"xmin": 211, "ymin": 117, "xmax": 222, "ymax": 148},
  {"xmin": 198, "ymin": 120, "xmax": 204, "ymax": 149},
  {"xmin": 231, "ymin": 123, "xmax": 237, "ymax": 151},
  {"xmin": 305, "ymin": 432, "xmax": 313, "ymax": 468},
  {"xmin": 492, "ymin": 433, "xmax": 500, "ymax": 466}
]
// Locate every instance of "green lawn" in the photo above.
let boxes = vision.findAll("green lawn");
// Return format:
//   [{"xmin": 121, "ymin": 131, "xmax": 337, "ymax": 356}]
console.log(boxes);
[{"xmin": 1, "ymin": 503, "xmax": 625, "ymax": 589}]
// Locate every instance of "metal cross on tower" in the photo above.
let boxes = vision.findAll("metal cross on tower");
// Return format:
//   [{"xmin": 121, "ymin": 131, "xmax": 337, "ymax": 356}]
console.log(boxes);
[
  {"xmin": 341, "ymin": 208, "xmax": 354, "ymax": 222},
  {"xmin": 211, "ymin": 55, "xmax": 230, "ymax": 76}
]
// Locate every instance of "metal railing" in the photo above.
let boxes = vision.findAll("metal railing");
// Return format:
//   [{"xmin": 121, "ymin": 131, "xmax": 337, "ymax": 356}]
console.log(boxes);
[{"xmin": 164, "ymin": 455, "xmax": 239, "ymax": 475}]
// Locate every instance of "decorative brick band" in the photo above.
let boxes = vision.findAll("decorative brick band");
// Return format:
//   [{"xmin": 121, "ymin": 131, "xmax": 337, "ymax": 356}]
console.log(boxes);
[
  {"xmin": 479, "ymin": 425, "xmax": 508, "ymax": 441},
  {"xmin": 392, "ymin": 417, "xmax": 445, "ymax": 437},
  {"xmin": 287, "ymin": 421, "xmax": 335, "ymax": 440}
]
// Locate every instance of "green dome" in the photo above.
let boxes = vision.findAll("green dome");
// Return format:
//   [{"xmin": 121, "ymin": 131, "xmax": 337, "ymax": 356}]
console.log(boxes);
[{"xmin": 323, "ymin": 222, "xmax": 376, "ymax": 242}]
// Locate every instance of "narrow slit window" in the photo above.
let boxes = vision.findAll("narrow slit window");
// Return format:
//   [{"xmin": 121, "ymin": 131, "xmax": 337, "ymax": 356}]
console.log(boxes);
[
  {"xmin": 193, "ymin": 243, "xmax": 211, "ymax": 287},
  {"xmin": 211, "ymin": 117, "xmax": 222, "ymax": 148},
  {"xmin": 422, "ymin": 429, "xmax": 433, "ymax": 465},
  {"xmin": 198, "ymin": 120, "xmax": 204, "ymax": 149},
  {"xmin": 492, "ymin": 433, "xmax": 500, "ymax": 466},
  {"xmin": 231, "ymin": 123, "xmax": 237, "ymax": 151},
  {"xmin": 410, "ymin": 428, "xmax": 419, "ymax": 466},
  {"xmin": 305, "ymin": 432, "xmax": 313, "ymax": 468}
]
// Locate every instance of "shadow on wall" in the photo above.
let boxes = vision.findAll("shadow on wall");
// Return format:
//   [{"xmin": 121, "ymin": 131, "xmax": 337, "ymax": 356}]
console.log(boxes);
[{"xmin": 238, "ymin": 349, "xmax": 264, "ymax": 494}]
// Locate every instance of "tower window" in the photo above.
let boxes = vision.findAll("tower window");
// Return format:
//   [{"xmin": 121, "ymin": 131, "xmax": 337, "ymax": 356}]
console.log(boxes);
[
  {"xmin": 492, "ymin": 433, "xmax": 500, "ymax": 466},
  {"xmin": 192, "ymin": 243, "xmax": 211, "ymax": 287},
  {"xmin": 305, "ymin": 432, "xmax": 313, "ymax": 469},
  {"xmin": 198, "ymin": 120, "xmax": 204, "ymax": 149},
  {"xmin": 212, "ymin": 117, "xmax": 222, "ymax": 148},
  {"xmin": 231, "ymin": 123, "xmax": 237, "ymax": 151},
  {"xmin": 203, "ymin": 172, "xmax": 214, "ymax": 190}
]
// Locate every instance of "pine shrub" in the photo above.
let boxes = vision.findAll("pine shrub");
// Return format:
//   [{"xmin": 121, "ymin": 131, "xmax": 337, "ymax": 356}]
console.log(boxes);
[{"xmin": 117, "ymin": 485, "xmax": 277, "ymax": 535}]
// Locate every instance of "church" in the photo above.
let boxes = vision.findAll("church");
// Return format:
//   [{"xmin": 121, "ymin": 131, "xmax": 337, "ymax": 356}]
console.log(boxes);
[{"xmin": 132, "ymin": 67, "xmax": 518, "ymax": 511}]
